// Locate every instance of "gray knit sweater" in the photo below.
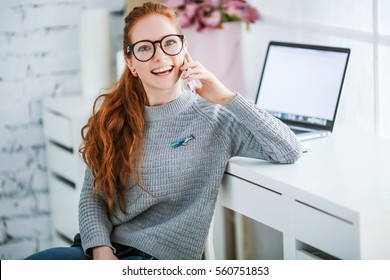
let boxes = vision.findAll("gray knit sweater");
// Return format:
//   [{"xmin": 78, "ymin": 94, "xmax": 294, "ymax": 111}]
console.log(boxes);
[{"xmin": 79, "ymin": 90, "xmax": 302, "ymax": 260}]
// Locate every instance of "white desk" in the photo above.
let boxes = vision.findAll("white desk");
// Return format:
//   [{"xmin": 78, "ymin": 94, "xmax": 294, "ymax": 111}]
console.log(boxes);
[{"xmin": 217, "ymin": 128, "xmax": 390, "ymax": 259}]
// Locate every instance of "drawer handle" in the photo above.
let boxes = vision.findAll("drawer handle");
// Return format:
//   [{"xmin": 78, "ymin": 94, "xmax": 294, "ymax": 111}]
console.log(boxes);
[
  {"xmin": 52, "ymin": 172, "xmax": 76, "ymax": 189},
  {"xmin": 49, "ymin": 140, "xmax": 73, "ymax": 153}
]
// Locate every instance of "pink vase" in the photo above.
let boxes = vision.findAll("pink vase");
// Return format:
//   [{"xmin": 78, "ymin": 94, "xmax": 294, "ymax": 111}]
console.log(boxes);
[{"xmin": 182, "ymin": 22, "xmax": 244, "ymax": 95}]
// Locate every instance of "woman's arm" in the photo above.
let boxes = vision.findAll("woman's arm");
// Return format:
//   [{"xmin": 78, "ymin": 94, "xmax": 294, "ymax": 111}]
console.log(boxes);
[
  {"xmin": 181, "ymin": 52, "xmax": 301, "ymax": 163},
  {"xmin": 78, "ymin": 168, "xmax": 116, "ymax": 258},
  {"xmin": 224, "ymin": 94, "xmax": 302, "ymax": 163}
]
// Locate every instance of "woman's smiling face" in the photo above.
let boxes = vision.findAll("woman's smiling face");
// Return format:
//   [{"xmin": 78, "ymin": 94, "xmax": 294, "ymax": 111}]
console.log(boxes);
[{"xmin": 126, "ymin": 14, "xmax": 186, "ymax": 100}]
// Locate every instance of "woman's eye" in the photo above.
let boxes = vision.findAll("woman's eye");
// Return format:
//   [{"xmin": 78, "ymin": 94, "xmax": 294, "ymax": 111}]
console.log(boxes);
[
  {"xmin": 164, "ymin": 40, "xmax": 177, "ymax": 47},
  {"xmin": 137, "ymin": 45, "xmax": 151, "ymax": 52}
]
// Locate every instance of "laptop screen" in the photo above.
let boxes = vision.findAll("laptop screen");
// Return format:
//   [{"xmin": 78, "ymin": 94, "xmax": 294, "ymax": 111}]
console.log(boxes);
[{"xmin": 255, "ymin": 41, "xmax": 350, "ymax": 131}]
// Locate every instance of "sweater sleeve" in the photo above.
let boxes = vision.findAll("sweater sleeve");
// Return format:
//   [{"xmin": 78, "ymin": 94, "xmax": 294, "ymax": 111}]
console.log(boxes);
[
  {"xmin": 224, "ymin": 94, "xmax": 302, "ymax": 163},
  {"xmin": 78, "ymin": 168, "xmax": 115, "ymax": 257}
]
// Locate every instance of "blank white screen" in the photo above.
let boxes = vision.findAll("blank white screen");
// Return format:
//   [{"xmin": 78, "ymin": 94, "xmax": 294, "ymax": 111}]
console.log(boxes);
[{"xmin": 256, "ymin": 45, "xmax": 348, "ymax": 121}]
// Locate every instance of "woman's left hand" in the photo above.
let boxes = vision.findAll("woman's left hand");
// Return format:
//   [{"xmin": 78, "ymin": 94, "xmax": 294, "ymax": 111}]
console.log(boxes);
[{"xmin": 180, "ymin": 51, "xmax": 236, "ymax": 105}]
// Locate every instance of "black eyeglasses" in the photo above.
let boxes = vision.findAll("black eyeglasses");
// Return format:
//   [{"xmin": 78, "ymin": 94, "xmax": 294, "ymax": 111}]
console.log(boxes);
[{"xmin": 126, "ymin": 34, "xmax": 184, "ymax": 62}]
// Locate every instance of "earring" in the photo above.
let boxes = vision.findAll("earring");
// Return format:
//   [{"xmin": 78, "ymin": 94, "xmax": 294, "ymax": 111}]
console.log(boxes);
[{"xmin": 130, "ymin": 68, "xmax": 138, "ymax": 77}]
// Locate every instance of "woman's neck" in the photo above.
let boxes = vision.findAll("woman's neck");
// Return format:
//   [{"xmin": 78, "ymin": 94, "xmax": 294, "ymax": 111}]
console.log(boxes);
[
  {"xmin": 145, "ymin": 85, "xmax": 182, "ymax": 106},
  {"xmin": 143, "ymin": 89, "xmax": 193, "ymax": 122}
]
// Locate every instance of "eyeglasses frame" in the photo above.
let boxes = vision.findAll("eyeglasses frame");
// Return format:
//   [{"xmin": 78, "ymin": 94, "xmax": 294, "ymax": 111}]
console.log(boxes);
[{"xmin": 126, "ymin": 34, "xmax": 185, "ymax": 62}]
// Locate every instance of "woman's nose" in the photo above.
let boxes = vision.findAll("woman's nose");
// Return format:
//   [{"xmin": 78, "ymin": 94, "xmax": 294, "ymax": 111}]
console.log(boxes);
[{"xmin": 153, "ymin": 43, "xmax": 166, "ymax": 60}]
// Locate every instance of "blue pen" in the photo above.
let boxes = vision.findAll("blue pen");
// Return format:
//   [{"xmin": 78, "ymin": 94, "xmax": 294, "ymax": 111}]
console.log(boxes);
[{"xmin": 171, "ymin": 134, "xmax": 195, "ymax": 148}]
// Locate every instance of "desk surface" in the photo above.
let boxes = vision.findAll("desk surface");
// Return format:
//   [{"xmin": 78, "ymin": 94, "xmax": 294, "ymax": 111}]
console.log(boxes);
[{"xmin": 226, "ymin": 127, "xmax": 390, "ymax": 226}]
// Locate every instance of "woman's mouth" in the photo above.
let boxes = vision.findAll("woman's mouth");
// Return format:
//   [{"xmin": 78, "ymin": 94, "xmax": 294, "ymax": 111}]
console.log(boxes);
[{"xmin": 151, "ymin": 65, "xmax": 173, "ymax": 76}]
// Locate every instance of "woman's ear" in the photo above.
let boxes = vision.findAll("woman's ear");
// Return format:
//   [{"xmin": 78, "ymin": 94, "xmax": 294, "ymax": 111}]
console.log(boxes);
[{"xmin": 124, "ymin": 55, "xmax": 138, "ymax": 77}]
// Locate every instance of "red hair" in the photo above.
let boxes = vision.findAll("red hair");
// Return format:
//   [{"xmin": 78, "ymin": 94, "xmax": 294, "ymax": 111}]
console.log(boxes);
[{"xmin": 80, "ymin": 2, "xmax": 181, "ymax": 220}]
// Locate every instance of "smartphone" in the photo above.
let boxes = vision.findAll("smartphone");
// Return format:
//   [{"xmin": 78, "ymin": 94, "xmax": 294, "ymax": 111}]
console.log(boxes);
[{"xmin": 184, "ymin": 48, "xmax": 196, "ymax": 92}]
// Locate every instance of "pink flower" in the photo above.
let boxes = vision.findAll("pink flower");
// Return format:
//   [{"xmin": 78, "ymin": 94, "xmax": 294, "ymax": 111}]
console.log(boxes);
[
  {"xmin": 222, "ymin": 0, "xmax": 260, "ymax": 23},
  {"xmin": 222, "ymin": 0, "xmax": 246, "ymax": 19},
  {"xmin": 175, "ymin": 2, "xmax": 199, "ymax": 28},
  {"xmin": 243, "ymin": 7, "xmax": 260, "ymax": 23},
  {"xmin": 195, "ymin": 3, "xmax": 222, "ymax": 31}
]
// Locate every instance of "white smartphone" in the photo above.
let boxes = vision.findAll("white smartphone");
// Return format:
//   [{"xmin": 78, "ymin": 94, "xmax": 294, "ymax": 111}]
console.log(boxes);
[{"xmin": 184, "ymin": 48, "xmax": 196, "ymax": 92}]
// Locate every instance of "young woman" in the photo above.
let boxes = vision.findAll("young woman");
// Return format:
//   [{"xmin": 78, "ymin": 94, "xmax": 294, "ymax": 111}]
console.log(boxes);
[{"xmin": 27, "ymin": 2, "xmax": 301, "ymax": 260}]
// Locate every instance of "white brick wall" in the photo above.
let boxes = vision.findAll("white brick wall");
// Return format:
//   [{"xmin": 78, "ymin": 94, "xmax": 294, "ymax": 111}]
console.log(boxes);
[{"xmin": 0, "ymin": 0, "xmax": 125, "ymax": 259}]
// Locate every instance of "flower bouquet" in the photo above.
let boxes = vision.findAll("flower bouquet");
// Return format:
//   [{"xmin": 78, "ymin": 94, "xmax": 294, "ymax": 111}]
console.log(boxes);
[{"xmin": 164, "ymin": 0, "xmax": 260, "ymax": 31}]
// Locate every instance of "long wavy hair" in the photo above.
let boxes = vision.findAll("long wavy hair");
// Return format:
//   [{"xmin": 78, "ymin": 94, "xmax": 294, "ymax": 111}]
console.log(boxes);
[{"xmin": 80, "ymin": 2, "xmax": 182, "ymax": 220}]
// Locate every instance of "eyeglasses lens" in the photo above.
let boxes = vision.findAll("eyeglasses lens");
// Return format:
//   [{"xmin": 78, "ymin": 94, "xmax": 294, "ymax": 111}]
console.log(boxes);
[{"xmin": 133, "ymin": 35, "xmax": 183, "ymax": 62}]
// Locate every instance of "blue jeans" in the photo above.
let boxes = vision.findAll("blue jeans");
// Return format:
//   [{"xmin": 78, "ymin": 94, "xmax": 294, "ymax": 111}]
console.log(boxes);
[{"xmin": 25, "ymin": 233, "xmax": 157, "ymax": 260}]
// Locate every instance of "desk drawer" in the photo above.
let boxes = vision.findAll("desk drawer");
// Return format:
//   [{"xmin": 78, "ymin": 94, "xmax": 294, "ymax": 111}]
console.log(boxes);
[
  {"xmin": 220, "ymin": 174, "xmax": 285, "ymax": 232},
  {"xmin": 44, "ymin": 110, "xmax": 73, "ymax": 149},
  {"xmin": 294, "ymin": 201, "xmax": 358, "ymax": 259},
  {"xmin": 47, "ymin": 143, "xmax": 76, "ymax": 182},
  {"xmin": 49, "ymin": 175, "xmax": 79, "ymax": 240}
]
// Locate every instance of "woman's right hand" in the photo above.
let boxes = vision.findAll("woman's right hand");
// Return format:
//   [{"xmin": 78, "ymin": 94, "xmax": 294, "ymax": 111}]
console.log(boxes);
[
  {"xmin": 180, "ymin": 51, "xmax": 236, "ymax": 105},
  {"xmin": 92, "ymin": 246, "xmax": 118, "ymax": 260}
]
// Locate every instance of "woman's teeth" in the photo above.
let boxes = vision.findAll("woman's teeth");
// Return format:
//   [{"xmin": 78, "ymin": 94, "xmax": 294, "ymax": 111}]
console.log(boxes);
[{"xmin": 151, "ymin": 65, "xmax": 173, "ymax": 75}]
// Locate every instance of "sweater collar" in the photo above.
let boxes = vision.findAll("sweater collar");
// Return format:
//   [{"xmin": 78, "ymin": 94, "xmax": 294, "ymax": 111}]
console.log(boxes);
[{"xmin": 143, "ymin": 89, "xmax": 194, "ymax": 122}]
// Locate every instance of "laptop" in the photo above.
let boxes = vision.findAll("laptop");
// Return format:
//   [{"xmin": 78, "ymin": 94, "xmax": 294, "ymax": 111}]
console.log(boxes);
[{"xmin": 255, "ymin": 41, "xmax": 350, "ymax": 141}]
